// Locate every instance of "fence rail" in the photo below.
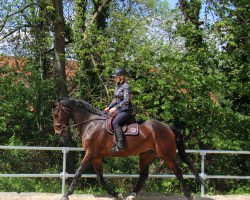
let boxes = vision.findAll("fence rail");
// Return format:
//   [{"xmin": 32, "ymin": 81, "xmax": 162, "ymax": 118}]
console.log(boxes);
[{"xmin": 0, "ymin": 146, "xmax": 249, "ymax": 197}]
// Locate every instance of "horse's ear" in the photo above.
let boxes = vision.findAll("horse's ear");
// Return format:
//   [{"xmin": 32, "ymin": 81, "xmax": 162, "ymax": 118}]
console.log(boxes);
[{"xmin": 51, "ymin": 100, "xmax": 58, "ymax": 109}]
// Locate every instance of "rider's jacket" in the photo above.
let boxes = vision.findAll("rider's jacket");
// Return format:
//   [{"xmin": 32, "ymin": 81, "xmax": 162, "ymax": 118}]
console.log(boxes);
[{"xmin": 108, "ymin": 80, "xmax": 133, "ymax": 111}]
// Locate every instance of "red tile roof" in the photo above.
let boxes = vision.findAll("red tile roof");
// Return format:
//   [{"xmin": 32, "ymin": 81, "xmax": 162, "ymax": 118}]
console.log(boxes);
[{"xmin": 0, "ymin": 56, "xmax": 78, "ymax": 79}]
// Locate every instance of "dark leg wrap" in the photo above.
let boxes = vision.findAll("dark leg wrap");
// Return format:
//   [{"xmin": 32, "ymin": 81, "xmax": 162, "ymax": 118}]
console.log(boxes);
[
  {"xmin": 63, "ymin": 163, "xmax": 89, "ymax": 198},
  {"xmin": 132, "ymin": 171, "xmax": 149, "ymax": 194},
  {"xmin": 97, "ymin": 174, "xmax": 118, "ymax": 197}
]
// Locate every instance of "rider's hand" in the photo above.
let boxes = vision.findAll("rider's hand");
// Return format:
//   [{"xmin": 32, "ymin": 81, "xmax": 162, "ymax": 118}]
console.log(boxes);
[
  {"xmin": 109, "ymin": 107, "xmax": 116, "ymax": 113},
  {"xmin": 104, "ymin": 107, "xmax": 109, "ymax": 112}
]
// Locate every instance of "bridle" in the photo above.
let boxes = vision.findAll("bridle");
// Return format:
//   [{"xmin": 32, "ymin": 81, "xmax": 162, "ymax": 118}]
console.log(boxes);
[{"xmin": 53, "ymin": 105, "xmax": 106, "ymax": 133}]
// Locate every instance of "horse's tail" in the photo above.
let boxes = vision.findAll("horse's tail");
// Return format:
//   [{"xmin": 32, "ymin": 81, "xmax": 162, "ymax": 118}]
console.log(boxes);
[{"xmin": 170, "ymin": 125, "xmax": 205, "ymax": 186}]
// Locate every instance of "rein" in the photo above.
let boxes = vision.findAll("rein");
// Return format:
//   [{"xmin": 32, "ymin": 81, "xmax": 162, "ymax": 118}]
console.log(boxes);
[{"xmin": 61, "ymin": 117, "xmax": 106, "ymax": 131}]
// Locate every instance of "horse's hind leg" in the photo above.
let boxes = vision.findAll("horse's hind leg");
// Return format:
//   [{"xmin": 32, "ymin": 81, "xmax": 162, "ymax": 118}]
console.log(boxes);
[
  {"xmin": 127, "ymin": 151, "xmax": 155, "ymax": 200},
  {"xmin": 92, "ymin": 158, "xmax": 122, "ymax": 199},
  {"xmin": 163, "ymin": 158, "xmax": 192, "ymax": 200}
]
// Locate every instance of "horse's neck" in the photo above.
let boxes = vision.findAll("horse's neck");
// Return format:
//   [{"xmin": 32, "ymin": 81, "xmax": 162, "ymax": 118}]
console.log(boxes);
[
  {"xmin": 72, "ymin": 108, "xmax": 92, "ymax": 123},
  {"xmin": 71, "ymin": 108, "xmax": 104, "ymax": 138}
]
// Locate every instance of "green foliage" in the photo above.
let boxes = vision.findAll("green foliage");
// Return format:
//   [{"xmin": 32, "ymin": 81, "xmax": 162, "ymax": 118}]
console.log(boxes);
[
  {"xmin": 0, "ymin": 0, "xmax": 249, "ymax": 195},
  {"xmin": 0, "ymin": 178, "xmax": 61, "ymax": 193}
]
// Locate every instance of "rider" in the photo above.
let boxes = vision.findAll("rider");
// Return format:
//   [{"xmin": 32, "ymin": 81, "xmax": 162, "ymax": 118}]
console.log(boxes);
[{"xmin": 104, "ymin": 68, "xmax": 133, "ymax": 152}]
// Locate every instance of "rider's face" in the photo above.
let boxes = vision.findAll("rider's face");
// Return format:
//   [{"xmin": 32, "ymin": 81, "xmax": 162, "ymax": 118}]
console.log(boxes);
[{"xmin": 114, "ymin": 75, "xmax": 123, "ymax": 84}]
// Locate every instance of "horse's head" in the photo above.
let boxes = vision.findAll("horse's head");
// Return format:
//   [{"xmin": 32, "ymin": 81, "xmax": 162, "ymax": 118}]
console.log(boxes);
[{"xmin": 52, "ymin": 101, "xmax": 72, "ymax": 136}]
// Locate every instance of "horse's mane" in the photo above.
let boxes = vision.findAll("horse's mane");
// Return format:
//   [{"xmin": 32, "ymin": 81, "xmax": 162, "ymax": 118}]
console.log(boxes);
[{"xmin": 58, "ymin": 98, "xmax": 106, "ymax": 116}]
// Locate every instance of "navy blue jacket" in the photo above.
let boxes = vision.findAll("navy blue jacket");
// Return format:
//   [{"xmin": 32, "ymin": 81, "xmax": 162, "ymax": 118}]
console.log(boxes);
[{"xmin": 108, "ymin": 81, "xmax": 133, "ymax": 111}]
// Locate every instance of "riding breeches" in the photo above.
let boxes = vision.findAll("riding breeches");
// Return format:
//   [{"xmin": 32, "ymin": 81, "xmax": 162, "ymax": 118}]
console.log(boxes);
[{"xmin": 112, "ymin": 110, "xmax": 133, "ymax": 129}]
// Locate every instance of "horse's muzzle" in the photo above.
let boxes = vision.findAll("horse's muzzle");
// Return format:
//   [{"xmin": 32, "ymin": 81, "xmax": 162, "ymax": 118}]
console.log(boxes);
[
  {"xmin": 54, "ymin": 123, "xmax": 67, "ymax": 136},
  {"xmin": 54, "ymin": 129, "xmax": 62, "ymax": 136}
]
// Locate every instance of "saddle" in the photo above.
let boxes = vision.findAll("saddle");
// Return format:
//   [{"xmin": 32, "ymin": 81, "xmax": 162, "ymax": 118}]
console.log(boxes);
[{"xmin": 106, "ymin": 113, "xmax": 139, "ymax": 136}]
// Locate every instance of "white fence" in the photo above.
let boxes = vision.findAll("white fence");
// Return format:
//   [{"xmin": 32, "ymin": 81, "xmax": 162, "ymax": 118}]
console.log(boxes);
[{"xmin": 0, "ymin": 146, "xmax": 249, "ymax": 197}]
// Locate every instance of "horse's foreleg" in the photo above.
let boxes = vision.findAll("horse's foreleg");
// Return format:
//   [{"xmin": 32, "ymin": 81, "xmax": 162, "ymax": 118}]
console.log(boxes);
[
  {"xmin": 92, "ymin": 159, "xmax": 121, "ymax": 198},
  {"xmin": 127, "ymin": 151, "xmax": 155, "ymax": 200},
  {"xmin": 61, "ymin": 154, "xmax": 93, "ymax": 200}
]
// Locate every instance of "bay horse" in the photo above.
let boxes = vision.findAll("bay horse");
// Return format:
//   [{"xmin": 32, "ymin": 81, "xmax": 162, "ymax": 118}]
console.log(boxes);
[{"xmin": 52, "ymin": 98, "xmax": 204, "ymax": 200}]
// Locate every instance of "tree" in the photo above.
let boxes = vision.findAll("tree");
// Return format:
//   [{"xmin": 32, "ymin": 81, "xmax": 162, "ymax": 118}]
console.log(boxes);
[
  {"xmin": 0, "ymin": 0, "xmax": 249, "ymax": 194},
  {"xmin": 72, "ymin": 0, "xmax": 112, "ymax": 102},
  {"xmin": 208, "ymin": 0, "xmax": 250, "ymax": 115},
  {"xmin": 178, "ymin": 0, "xmax": 204, "ymax": 50},
  {"xmin": 52, "ymin": 0, "xmax": 68, "ymax": 99}
]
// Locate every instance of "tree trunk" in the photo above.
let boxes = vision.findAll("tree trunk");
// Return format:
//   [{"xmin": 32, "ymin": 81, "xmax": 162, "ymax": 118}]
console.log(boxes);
[
  {"xmin": 92, "ymin": 0, "xmax": 110, "ymax": 30},
  {"xmin": 52, "ymin": 0, "xmax": 77, "ymax": 178},
  {"xmin": 53, "ymin": 0, "xmax": 68, "ymax": 99}
]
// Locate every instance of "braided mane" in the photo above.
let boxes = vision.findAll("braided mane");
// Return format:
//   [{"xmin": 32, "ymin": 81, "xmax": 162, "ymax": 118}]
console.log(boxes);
[{"xmin": 58, "ymin": 98, "xmax": 106, "ymax": 116}]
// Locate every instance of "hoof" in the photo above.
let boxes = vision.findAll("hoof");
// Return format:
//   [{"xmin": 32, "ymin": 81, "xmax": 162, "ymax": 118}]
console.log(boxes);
[
  {"xmin": 126, "ymin": 192, "xmax": 137, "ymax": 200},
  {"xmin": 117, "ymin": 193, "xmax": 124, "ymax": 200},
  {"xmin": 61, "ymin": 196, "xmax": 69, "ymax": 200},
  {"xmin": 126, "ymin": 196, "xmax": 136, "ymax": 200}
]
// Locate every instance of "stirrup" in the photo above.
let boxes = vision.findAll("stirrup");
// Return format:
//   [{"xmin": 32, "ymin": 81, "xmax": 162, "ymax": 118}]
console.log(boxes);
[{"xmin": 111, "ymin": 145, "xmax": 124, "ymax": 153}]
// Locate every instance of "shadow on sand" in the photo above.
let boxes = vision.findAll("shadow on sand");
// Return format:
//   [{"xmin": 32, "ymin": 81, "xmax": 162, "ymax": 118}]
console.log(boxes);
[{"xmin": 93, "ymin": 193, "xmax": 215, "ymax": 200}]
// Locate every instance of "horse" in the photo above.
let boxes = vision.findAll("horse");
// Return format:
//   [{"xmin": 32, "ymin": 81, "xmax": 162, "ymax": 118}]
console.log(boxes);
[{"xmin": 52, "ymin": 98, "xmax": 204, "ymax": 200}]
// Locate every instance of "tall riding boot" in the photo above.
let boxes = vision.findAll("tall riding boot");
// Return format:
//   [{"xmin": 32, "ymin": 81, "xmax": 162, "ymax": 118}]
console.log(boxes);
[{"xmin": 112, "ymin": 128, "xmax": 124, "ymax": 152}]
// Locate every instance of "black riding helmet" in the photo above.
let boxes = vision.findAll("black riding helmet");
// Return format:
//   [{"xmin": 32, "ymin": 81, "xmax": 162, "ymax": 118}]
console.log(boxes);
[{"xmin": 111, "ymin": 68, "xmax": 126, "ymax": 77}]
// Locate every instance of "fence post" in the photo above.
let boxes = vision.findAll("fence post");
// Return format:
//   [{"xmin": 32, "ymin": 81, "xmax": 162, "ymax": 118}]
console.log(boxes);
[
  {"xmin": 61, "ymin": 147, "xmax": 69, "ymax": 195},
  {"xmin": 200, "ymin": 152, "xmax": 207, "ymax": 197}
]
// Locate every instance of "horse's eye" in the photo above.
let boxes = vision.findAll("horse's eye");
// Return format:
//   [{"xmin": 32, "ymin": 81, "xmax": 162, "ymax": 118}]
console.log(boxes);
[{"xmin": 52, "ymin": 109, "xmax": 59, "ymax": 117}]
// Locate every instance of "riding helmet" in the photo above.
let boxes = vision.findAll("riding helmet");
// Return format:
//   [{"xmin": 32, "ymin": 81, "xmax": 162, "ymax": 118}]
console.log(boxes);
[{"xmin": 111, "ymin": 68, "xmax": 126, "ymax": 77}]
